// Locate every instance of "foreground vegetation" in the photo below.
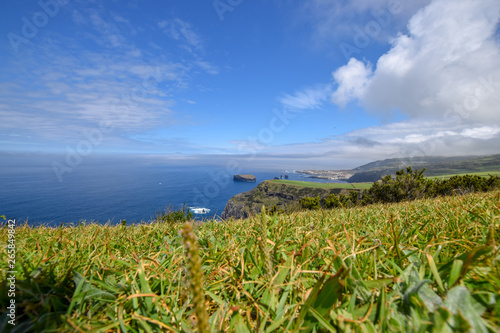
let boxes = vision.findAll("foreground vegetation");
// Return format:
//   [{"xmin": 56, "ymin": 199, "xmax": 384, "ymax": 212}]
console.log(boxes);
[
  {"xmin": 1, "ymin": 189, "xmax": 499, "ymax": 332},
  {"xmin": 299, "ymin": 167, "xmax": 500, "ymax": 210},
  {"xmin": 272, "ymin": 171, "xmax": 500, "ymax": 191}
]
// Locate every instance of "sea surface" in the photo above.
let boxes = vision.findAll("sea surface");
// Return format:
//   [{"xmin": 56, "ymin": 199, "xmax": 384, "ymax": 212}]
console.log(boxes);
[{"xmin": 0, "ymin": 161, "xmax": 338, "ymax": 226}]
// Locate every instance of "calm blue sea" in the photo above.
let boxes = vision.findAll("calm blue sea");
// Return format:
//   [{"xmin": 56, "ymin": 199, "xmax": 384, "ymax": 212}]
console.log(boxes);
[{"xmin": 0, "ymin": 159, "xmax": 337, "ymax": 226}]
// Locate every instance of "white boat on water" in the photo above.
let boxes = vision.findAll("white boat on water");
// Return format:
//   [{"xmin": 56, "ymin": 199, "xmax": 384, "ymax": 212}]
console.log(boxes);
[{"xmin": 189, "ymin": 207, "xmax": 211, "ymax": 214}]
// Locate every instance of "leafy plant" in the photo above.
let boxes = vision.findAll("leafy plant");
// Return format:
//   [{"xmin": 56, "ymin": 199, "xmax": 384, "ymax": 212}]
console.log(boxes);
[
  {"xmin": 300, "ymin": 196, "xmax": 321, "ymax": 210},
  {"xmin": 323, "ymin": 193, "xmax": 340, "ymax": 209},
  {"xmin": 365, "ymin": 166, "xmax": 429, "ymax": 203}
]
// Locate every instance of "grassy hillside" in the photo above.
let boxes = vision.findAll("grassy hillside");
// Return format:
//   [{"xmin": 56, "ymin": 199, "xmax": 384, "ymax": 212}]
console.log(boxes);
[
  {"xmin": 427, "ymin": 171, "xmax": 500, "ymax": 180},
  {"xmin": 272, "ymin": 171, "xmax": 500, "ymax": 190},
  {"xmin": 1, "ymin": 191, "xmax": 499, "ymax": 332},
  {"xmin": 270, "ymin": 179, "xmax": 372, "ymax": 189},
  {"xmin": 425, "ymin": 154, "xmax": 500, "ymax": 174},
  {"xmin": 348, "ymin": 154, "xmax": 500, "ymax": 182},
  {"xmin": 353, "ymin": 154, "xmax": 500, "ymax": 173}
]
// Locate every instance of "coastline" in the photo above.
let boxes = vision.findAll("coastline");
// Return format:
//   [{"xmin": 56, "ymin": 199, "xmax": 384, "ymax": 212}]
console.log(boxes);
[{"xmin": 295, "ymin": 169, "xmax": 354, "ymax": 180}]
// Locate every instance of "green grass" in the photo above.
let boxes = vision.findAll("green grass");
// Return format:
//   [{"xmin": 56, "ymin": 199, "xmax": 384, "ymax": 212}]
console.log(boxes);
[
  {"xmin": 1, "ymin": 191, "xmax": 499, "ymax": 332},
  {"xmin": 426, "ymin": 170, "xmax": 500, "ymax": 180},
  {"xmin": 270, "ymin": 179, "xmax": 373, "ymax": 189},
  {"xmin": 271, "ymin": 171, "xmax": 500, "ymax": 189}
]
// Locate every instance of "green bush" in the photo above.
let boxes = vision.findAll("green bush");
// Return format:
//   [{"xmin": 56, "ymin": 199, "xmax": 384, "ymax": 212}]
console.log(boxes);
[
  {"xmin": 266, "ymin": 204, "xmax": 285, "ymax": 215},
  {"xmin": 338, "ymin": 193, "xmax": 347, "ymax": 206},
  {"xmin": 300, "ymin": 196, "xmax": 321, "ymax": 210},
  {"xmin": 360, "ymin": 168, "xmax": 500, "ymax": 207},
  {"xmin": 295, "ymin": 168, "xmax": 499, "ymax": 213},
  {"xmin": 323, "ymin": 193, "xmax": 340, "ymax": 209},
  {"xmin": 365, "ymin": 166, "xmax": 429, "ymax": 203},
  {"xmin": 347, "ymin": 190, "xmax": 359, "ymax": 205},
  {"xmin": 430, "ymin": 174, "xmax": 500, "ymax": 196}
]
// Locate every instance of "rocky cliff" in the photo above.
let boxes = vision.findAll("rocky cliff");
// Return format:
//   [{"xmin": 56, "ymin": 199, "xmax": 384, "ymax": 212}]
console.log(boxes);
[
  {"xmin": 233, "ymin": 174, "xmax": 256, "ymax": 182},
  {"xmin": 221, "ymin": 180, "xmax": 354, "ymax": 220}
]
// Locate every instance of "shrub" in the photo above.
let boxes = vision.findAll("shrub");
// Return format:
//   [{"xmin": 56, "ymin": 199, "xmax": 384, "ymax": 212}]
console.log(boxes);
[
  {"xmin": 155, "ymin": 204, "xmax": 194, "ymax": 224},
  {"xmin": 361, "ymin": 168, "xmax": 500, "ymax": 206},
  {"xmin": 297, "ymin": 169, "xmax": 500, "ymax": 213},
  {"xmin": 300, "ymin": 196, "xmax": 321, "ymax": 210},
  {"xmin": 430, "ymin": 174, "xmax": 500, "ymax": 196},
  {"xmin": 266, "ymin": 204, "xmax": 285, "ymax": 215},
  {"xmin": 323, "ymin": 193, "xmax": 340, "ymax": 209},
  {"xmin": 363, "ymin": 167, "xmax": 429, "ymax": 203},
  {"xmin": 348, "ymin": 190, "xmax": 359, "ymax": 205}
]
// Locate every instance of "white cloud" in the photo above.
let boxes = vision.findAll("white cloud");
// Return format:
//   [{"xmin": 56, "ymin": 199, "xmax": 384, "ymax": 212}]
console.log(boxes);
[
  {"xmin": 267, "ymin": 0, "xmax": 500, "ymax": 163},
  {"xmin": 158, "ymin": 18, "xmax": 218, "ymax": 75},
  {"xmin": 159, "ymin": 18, "xmax": 204, "ymax": 51},
  {"xmin": 86, "ymin": 9, "xmax": 127, "ymax": 48},
  {"xmin": 0, "ymin": 4, "xmax": 224, "ymax": 153},
  {"xmin": 278, "ymin": 85, "xmax": 331, "ymax": 110},
  {"xmin": 332, "ymin": 0, "xmax": 500, "ymax": 124},
  {"xmin": 300, "ymin": 0, "xmax": 432, "ymax": 47},
  {"xmin": 331, "ymin": 58, "xmax": 372, "ymax": 107},
  {"xmin": 158, "ymin": 20, "xmax": 168, "ymax": 29},
  {"xmin": 461, "ymin": 126, "xmax": 500, "ymax": 140},
  {"xmin": 0, "ymin": 36, "xmax": 190, "ymax": 146},
  {"xmin": 195, "ymin": 61, "xmax": 219, "ymax": 75},
  {"xmin": 229, "ymin": 120, "xmax": 500, "ymax": 168},
  {"xmin": 113, "ymin": 14, "xmax": 129, "ymax": 24}
]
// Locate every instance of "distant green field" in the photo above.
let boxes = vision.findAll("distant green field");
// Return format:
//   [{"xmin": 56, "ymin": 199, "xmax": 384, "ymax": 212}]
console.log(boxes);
[
  {"xmin": 272, "ymin": 170, "xmax": 500, "ymax": 189},
  {"xmin": 270, "ymin": 179, "xmax": 372, "ymax": 189},
  {"xmin": 426, "ymin": 170, "xmax": 500, "ymax": 180}
]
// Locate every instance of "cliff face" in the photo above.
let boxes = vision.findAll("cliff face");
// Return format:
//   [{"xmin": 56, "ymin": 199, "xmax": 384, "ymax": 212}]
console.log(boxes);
[
  {"xmin": 221, "ymin": 180, "xmax": 354, "ymax": 220},
  {"xmin": 233, "ymin": 174, "xmax": 256, "ymax": 182}
]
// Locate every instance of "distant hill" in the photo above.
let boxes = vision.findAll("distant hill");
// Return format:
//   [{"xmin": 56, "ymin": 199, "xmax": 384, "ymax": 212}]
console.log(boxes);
[{"xmin": 348, "ymin": 154, "xmax": 500, "ymax": 182}]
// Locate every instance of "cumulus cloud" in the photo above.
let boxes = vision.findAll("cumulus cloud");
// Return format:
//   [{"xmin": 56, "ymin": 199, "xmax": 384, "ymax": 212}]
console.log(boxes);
[
  {"xmin": 275, "ymin": 0, "xmax": 500, "ymax": 165},
  {"xmin": 0, "ymin": 12, "xmax": 215, "ymax": 149},
  {"xmin": 332, "ymin": 0, "xmax": 500, "ymax": 124},
  {"xmin": 331, "ymin": 58, "xmax": 372, "ymax": 107}
]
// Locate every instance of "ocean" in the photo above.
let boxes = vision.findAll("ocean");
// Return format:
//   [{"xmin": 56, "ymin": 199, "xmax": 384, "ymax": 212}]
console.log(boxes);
[{"xmin": 0, "ymin": 159, "xmax": 336, "ymax": 226}]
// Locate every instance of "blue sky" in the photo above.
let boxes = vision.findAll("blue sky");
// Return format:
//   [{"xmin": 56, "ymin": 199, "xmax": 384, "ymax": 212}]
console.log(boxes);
[{"xmin": 1, "ymin": 0, "xmax": 500, "ymax": 169}]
